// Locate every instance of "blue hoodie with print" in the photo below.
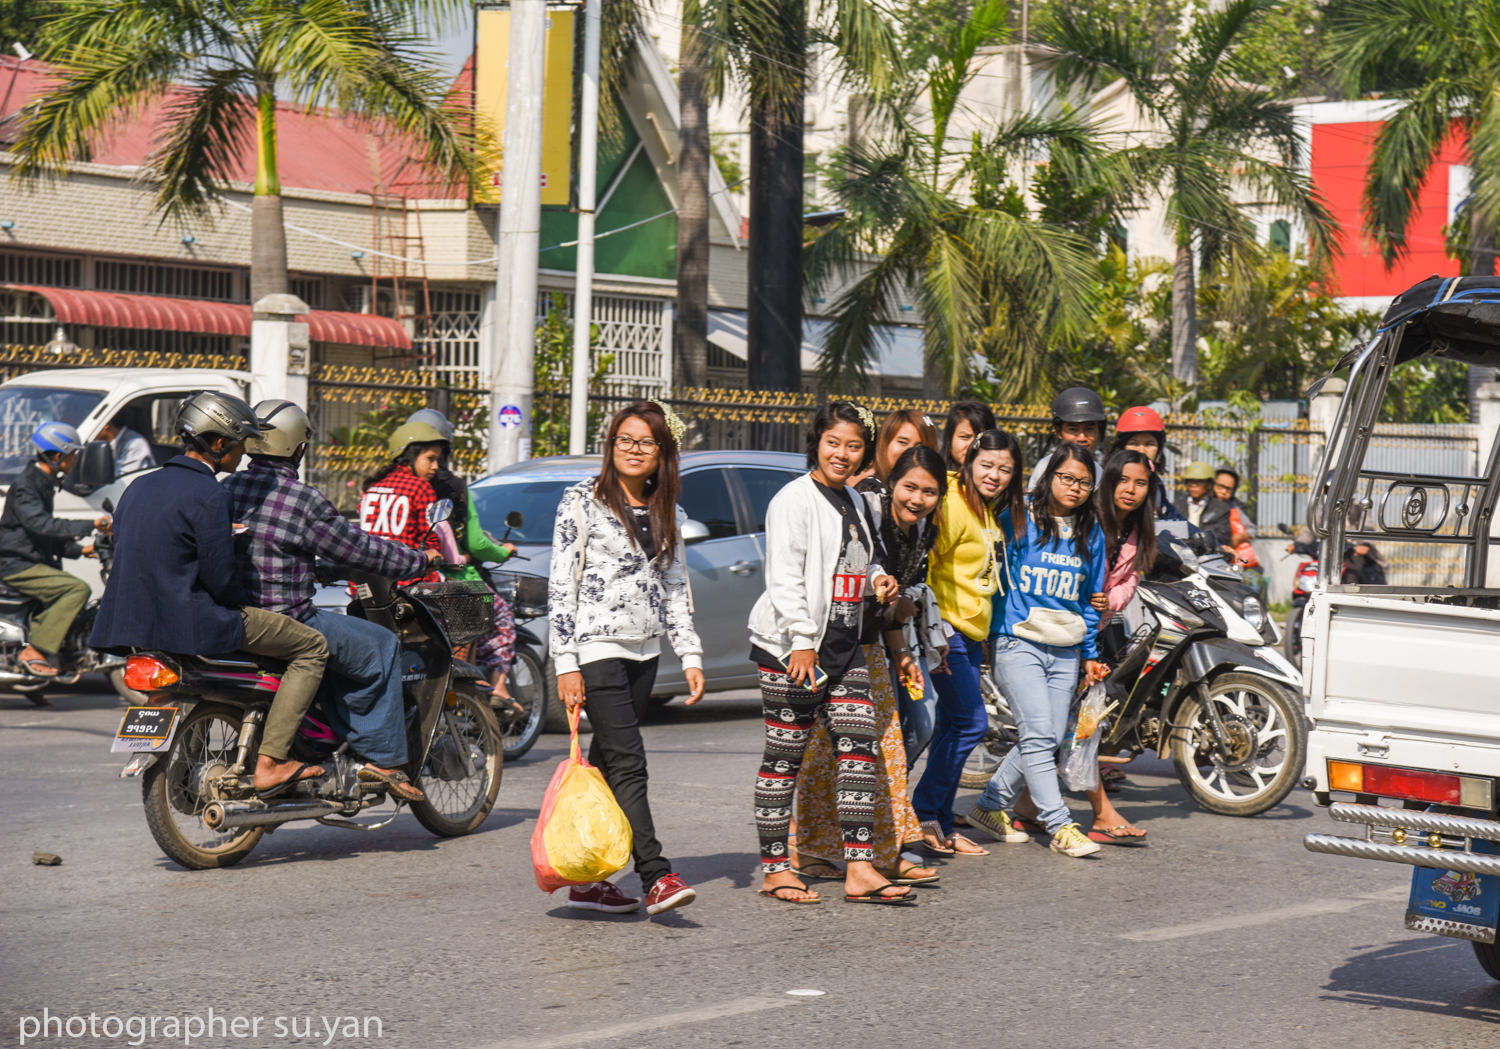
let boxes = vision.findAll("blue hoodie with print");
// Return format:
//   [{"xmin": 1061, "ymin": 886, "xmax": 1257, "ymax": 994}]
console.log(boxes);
[{"xmin": 990, "ymin": 508, "xmax": 1108, "ymax": 659}]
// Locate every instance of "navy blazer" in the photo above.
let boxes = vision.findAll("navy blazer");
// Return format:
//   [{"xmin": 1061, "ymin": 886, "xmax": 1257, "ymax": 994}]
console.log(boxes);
[{"xmin": 90, "ymin": 456, "xmax": 246, "ymax": 654}]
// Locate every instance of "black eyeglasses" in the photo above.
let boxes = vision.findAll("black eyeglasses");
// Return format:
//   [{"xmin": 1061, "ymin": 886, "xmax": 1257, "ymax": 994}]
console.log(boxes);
[
  {"xmin": 613, "ymin": 435, "xmax": 660, "ymax": 452},
  {"xmin": 1055, "ymin": 472, "xmax": 1093, "ymax": 492}
]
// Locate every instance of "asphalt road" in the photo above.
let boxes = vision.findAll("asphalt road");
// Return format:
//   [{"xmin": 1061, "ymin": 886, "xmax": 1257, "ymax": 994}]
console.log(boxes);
[{"xmin": 5, "ymin": 681, "xmax": 1499, "ymax": 1049}]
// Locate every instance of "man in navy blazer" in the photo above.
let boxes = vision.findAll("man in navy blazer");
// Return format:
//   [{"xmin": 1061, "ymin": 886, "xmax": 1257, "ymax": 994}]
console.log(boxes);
[{"xmin": 91, "ymin": 392, "xmax": 330, "ymax": 795}]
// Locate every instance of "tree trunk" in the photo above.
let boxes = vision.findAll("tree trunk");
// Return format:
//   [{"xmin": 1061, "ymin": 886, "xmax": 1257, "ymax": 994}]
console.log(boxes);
[
  {"xmin": 747, "ymin": 91, "xmax": 803, "ymax": 392},
  {"xmin": 1170, "ymin": 239, "xmax": 1198, "ymax": 387},
  {"xmin": 1468, "ymin": 209, "xmax": 1497, "ymax": 420},
  {"xmin": 674, "ymin": 25, "xmax": 710, "ymax": 392},
  {"xmin": 251, "ymin": 89, "xmax": 289, "ymax": 304}
]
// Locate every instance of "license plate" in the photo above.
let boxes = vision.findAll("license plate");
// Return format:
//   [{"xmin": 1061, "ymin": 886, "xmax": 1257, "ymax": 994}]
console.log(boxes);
[
  {"xmin": 1407, "ymin": 838, "xmax": 1500, "ymax": 943},
  {"xmin": 111, "ymin": 706, "xmax": 181, "ymax": 753}
]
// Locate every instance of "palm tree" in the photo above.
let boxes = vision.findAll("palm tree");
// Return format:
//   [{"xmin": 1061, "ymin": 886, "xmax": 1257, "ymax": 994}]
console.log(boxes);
[
  {"xmin": 807, "ymin": 0, "xmax": 1103, "ymax": 400},
  {"xmin": 12, "ymin": 0, "xmax": 489, "ymax": 303},
  {"xmin": 1041, "ymin": 0, "xmax": 1338, "ymax": 386},
  {"xmin": 685, "ymin": 0, "xmax": 900, "ymax": 392},
  {"xmin": 675, "ymin": 10, "xmax": 712, "ymax": 390}
]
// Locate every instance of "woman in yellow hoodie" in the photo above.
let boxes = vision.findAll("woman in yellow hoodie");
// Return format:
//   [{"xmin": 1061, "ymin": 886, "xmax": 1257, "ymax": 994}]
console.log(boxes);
[{"xmin": 912, "ymin": 428, "xmax": 1027, "ymax": 855}]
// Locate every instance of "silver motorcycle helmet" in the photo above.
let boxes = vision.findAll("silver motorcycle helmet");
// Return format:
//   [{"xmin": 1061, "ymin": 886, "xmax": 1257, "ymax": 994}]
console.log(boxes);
[
  {"xmin": 247, "ymin": 399, "xmax": 312, "ymax": 463},
  {"xmin": 175, "ymin": 391, "xmax": 264, "ymax": 467}
]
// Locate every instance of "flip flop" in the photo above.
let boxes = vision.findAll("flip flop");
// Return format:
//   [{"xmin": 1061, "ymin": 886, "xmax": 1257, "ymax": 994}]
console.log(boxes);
[
  {"xmin": 885, "ymin": 864, "xmax": 941, "ymax": 886},
  {"xmin": 1100, "ymin": 766, "xmax": 1127, "ymax": 783},
  {"xmin": 792, "ymin": 861, "xmax": 843, "ymax": 880},
  {"xmin": 758, "ymin": 883, "xmax": 821, "ymax": 904},
  {"xmin": 256, "ymin": 761, "xmax": 324, "ymax": 799},
  {"xmin": 20, "ymin": 657, "xmax": 57, "ymax": 677},
  {"xmin": 1088, "ymin": 825, "xmax": 1149, "ymax": 847},
  {"xmin": 946, "ymin": 833, "xmax": 990, "ymax": 857},
  {"xmin": 357, "ymin": 766, "xmax": 425, "ymax": 802},
  {"xmin": 846, "ymin": 883, "xmax": 918, "ymax": 906},
  {"xmin": 919, "ymin": 821, "xmax": 955, "ymax": 855},
  {"xmin": 1012, "ymin": 816, "xmax": 1046, "ymax": 836}
]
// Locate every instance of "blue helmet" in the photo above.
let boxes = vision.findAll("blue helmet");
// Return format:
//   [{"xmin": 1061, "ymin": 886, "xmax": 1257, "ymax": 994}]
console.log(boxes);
[{"xmin": 31, "ymin": 421, "xmax": 82, "ymax": 457}]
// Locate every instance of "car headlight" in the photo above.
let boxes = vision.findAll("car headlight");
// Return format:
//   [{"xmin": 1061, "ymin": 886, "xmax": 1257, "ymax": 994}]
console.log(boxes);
[{"xmin": 1241, "ymin": 595, "xmax": 1264, "ymax": 632}]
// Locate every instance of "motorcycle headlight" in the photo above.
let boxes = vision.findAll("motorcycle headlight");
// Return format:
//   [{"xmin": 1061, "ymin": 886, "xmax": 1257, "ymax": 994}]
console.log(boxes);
[{"xmin": 1241, "ymin": 595, "xmax": 1264, "ymax": 632}]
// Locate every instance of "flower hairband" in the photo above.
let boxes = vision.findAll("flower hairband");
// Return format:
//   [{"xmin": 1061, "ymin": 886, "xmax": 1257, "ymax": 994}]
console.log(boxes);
[
  {"xmin": 652, "ymin": 401, "xmax": 687, "ymax": 445},
  {"xmin": 853, "ymin": 404, "xmax": 876, "ymax": 433}
]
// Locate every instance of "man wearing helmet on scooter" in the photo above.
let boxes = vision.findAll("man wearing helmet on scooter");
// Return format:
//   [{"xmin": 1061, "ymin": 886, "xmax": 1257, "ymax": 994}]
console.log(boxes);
[
  {"xmin": 0, "ymin": 421, "xmax": 113, "ymax": 682},
  {"xmin": 90, "ymin": 392, "xmax": 332, "ymax": 794},
  {"xmin": 1029, "ymin": 387, "xmax": 1107, "ymax": 487},
  {"xmin": 222, "ymin": 400, "xmax": 439, "ymax": 803}
]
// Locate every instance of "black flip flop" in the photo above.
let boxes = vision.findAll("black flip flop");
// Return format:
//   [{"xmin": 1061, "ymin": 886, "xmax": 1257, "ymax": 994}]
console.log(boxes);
[
  {"xmin": 20, "ymin": 657, "xmax": 57, "ymax": 677},
  {"xmin": 256, "ymin": 761, "xmax": 322, "ymax": 799},
  {"xmin": 845, "ymin": 883, "xmax": 918, "ymax": 906},
  {"xmin": 758, "ymin": 883, "xmax": 821, "ymax": 905},
  {"xmin": 1088, "ymin": 825, "xmax": 1149, "ymax": 848}
]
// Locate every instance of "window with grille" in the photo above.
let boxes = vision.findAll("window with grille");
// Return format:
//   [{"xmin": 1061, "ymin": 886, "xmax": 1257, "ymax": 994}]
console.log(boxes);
[
  {"xmin": 0, "ymin": 252, "xmax": 82, "ymax": 288},
  {"xmin": 95, "ymin": 260, "xmax": 237, "ymax": 301},
  {"xmin": 291, "ymin": 277, "xmax": 324, "ymax": 309}
]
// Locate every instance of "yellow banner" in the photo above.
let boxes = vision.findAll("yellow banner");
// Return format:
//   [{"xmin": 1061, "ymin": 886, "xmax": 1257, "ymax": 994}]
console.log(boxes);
[{"xmin": 474, "ymin": 6, "xmax": 576, "ymax": 206}]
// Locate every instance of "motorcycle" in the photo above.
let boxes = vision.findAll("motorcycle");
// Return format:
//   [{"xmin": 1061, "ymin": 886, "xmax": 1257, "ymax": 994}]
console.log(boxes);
[
  {"xmin": 474, "ymin": 510, "xmax": 550, "ymax": 762},
  {"xmin": 1100, "ymin": 529, "xmax": 1307, "ymax": 816},
  {"xmin": 0, "ymin": 503, "xmax": 131, "ymax": 704},
  {"xmin": 116, "ymin": 500, "xmax": 503, "ymax": 870}
]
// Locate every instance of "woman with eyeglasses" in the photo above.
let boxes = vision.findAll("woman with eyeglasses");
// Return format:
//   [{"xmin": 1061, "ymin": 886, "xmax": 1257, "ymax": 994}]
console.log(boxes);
[
  {"xmin": 547, "ymin": 402, "xmax": 705, "ymax": 916},
  {"xmin": 965, "ymin": 442, "xmax": 1109, "ymax": 859}
]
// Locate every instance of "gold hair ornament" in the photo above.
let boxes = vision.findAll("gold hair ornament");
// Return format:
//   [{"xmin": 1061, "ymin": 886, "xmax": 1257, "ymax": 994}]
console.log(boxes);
[{"xmin": 854, "ymin": 404, "xmax": 876, "ymax": 433}]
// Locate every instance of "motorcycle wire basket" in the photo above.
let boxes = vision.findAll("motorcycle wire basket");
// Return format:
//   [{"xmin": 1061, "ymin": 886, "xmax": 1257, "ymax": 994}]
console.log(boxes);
[{"xmin": 403, "ymin": 580, "xmax": 495, "ymax": 646}]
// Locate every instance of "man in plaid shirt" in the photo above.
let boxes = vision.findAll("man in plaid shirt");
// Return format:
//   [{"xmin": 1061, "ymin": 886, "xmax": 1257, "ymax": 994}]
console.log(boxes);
[{"xmin": 223, "ymin": 401, "xmax": 439, "ymax": 802}]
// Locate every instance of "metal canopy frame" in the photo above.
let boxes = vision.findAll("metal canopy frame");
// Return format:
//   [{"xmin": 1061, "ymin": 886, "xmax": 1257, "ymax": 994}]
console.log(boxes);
[{"xmin": 1311, "ymin": 322, "xmax": 1500, "ymax": 595}]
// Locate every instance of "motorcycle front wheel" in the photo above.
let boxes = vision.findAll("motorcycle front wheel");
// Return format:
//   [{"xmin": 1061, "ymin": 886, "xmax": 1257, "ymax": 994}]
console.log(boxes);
[
  {"xmin": 1283, "ymin": 604, "xmax": 1306, "ymax": 671},
  {"xmin": 141, "ymin": 702, "xmax": 263, "ymax": 869},
  {"xmin": 1169, "ymin": 672, "xmax": 1307, "ymax": 817},
  {"xmin": 410, "ymin": 689, "xmax": 503, "ymax": 837}
]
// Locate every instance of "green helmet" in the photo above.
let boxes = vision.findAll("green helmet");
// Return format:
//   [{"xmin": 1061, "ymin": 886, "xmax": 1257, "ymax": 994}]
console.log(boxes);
[
  {"xmin": 387, "ymin": 419, "xmax": 449, "ymax": 456},
  {"xmin": 1182, "ymin": 461, "xmax": 1216, "ymax": 481}
]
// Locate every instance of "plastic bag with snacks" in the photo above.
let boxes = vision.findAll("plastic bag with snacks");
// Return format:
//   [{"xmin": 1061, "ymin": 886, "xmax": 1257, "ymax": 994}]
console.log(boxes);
[
  {"xmin": 531, "ymin": 707, "xmax": 633, "ymax": 893},
  {"xmin": 1058, "ymin": 683, "xmax": 1114, "ymax": 792}
]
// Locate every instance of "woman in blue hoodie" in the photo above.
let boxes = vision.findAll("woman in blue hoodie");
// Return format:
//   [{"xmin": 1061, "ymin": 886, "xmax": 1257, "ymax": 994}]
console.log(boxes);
[{"xmin": 965, "ymin": 442, "xmax": 1109, "ymax": 858}]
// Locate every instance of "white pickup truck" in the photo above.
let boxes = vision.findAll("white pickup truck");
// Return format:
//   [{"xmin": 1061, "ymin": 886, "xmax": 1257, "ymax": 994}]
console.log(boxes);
[
  {"xmin": 0, "ymin": 367, "xmax": 270, "ymax": 596},
  {"xmin": 1300, "ymin": 275, "xmax": 1500, "ymax": 981}
]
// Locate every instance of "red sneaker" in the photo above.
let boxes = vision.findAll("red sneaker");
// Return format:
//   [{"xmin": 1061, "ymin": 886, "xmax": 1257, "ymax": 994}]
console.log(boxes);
[
  {"xmin": 644, "ymin": 872, "xmax": 696, "ymax": 915},
  {"xmin": 567, "ymin": 881, "xmax": 639, "ymax": 913}
]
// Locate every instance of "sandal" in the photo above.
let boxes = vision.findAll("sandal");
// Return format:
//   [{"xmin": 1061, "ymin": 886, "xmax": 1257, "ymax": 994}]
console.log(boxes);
[
  {"xmin": 919, "ymin": 820, "xmax": 954, "ymax": 855},
  {"xmin": 846, "ymin": 883, "xmax": 918, "ymax": 906},
  {"xmin": 1012, "ymin": 816, "xmax": 1045, "ymax": 835},
  {"xmin": 882, "ymin": 863, "xmax": 940, "ymax": 886},
  {"xmin": 792, "ymin": 860, "xmax": 843, "ymax": 880},
  {"xmin": 946, "ymin": 833, "xmax": 990, "ymax": 857},
  {"xmin": 256, "ymin": 761, "xmax": 324, "ymax": 799},
  {"xmin": 1088, "ymin": 823, "xmax": 1149, "ymax": 847},
  {"xmin": 20, "ymin": 656, "xmax": 57, "ymax": 677},
  {"xmin": 1100, "ymin": 766, "xmax": 1127, "ymax": 783},
  {"xmin": 758, "ymin": 882, "xmax": 821, "ymax": 904},
  {"xmin": 357, "ymin": 766, "xmax": 425, "ymax": 802}
]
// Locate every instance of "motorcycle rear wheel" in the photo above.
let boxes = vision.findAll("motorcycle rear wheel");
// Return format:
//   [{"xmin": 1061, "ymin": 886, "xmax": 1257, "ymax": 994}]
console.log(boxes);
[
  {"xmin": 1169, "ymin": 672, "xmax": 1307, "ymax": 818},
  {"xmin": 141, "ymin": 703, "xmax": 263, "ymax": 869},
  {"xmin": 497, "ymin": 648, "xmax": 545, "ymax": 761},
  {"xmin": 1472, "ymin": 940, "xmax": 1500, "ymax": 982},
  {"xmin": 410, "ymin": 689, "xmax": 503, "ymax": 837},
  {"xmin": 1283, "ymin": 604, "xmax": 1306, "ymax": 671}
]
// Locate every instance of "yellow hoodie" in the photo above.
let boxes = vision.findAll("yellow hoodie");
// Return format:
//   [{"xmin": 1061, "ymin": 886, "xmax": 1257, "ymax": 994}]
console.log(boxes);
[{"xmin": 927, "ymin": 473, "xmax": 1001, "ymax": 641}]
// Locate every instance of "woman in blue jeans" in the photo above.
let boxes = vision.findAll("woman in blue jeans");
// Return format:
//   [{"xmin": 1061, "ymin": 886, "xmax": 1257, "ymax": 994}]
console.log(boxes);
[
  {"xmin": 966, "ymin": 442, "xmax": 1108, "ymax": 858},
  {"xmin": 911, "ymin": 429, "xmax": 1026, "ymax": 856}
]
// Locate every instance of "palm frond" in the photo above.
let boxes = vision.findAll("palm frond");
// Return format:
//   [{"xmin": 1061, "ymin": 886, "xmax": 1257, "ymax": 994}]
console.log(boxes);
[
  {"xmin": 1361, "ymin": 77, "xmax": 1460, "ymax": 265},
  {"xmin": 147, "ymin": 64, "xmax": 255, "ymax": 219}
]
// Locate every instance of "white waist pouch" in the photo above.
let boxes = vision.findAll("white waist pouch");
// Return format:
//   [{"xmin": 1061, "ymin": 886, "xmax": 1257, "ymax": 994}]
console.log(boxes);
[{"xmin": 1012, "ymin": 607, "xmax": 1086, "ymax": 649}]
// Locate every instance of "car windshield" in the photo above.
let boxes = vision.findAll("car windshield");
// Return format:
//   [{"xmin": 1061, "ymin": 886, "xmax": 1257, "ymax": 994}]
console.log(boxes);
[
  {"xmin": 472, "ymin": 477, "xmax": 579, "ymax": 543},
  {"xmin": 0, "ymin": 386, "xmax": 105, "ymax": 486}
]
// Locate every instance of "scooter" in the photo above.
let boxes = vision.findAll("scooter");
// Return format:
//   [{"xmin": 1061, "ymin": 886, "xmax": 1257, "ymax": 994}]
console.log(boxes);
[
  {"xmin": 114, "ymin": 500, "xmax": 503, "ymax": 870},
  {"xmin": 478, "ymin": 510, "xmax": 551, "ymax": 762}
]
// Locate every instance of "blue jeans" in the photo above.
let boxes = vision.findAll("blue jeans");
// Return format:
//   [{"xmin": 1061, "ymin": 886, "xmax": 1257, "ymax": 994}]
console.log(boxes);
[
  {"xmin": 912, "ymin": 634, "xmax": 988, "ymax": 836},
  {"xmin": 305, "ymin": 609, "xmax": 408, "ymax": 767},
  {"xmin": 977, "ymin": 635, "xmax": 1080, "ymax": 834},
  {"xmin": 900, "ymin": 655, "xmax": 938, "ymax": 767}
]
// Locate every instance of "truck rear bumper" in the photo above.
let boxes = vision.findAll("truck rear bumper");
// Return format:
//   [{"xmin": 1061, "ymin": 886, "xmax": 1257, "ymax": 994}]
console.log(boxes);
[{"xmin": 1304, "ymin": 802, "xmax": 1500, "ymax": 876}]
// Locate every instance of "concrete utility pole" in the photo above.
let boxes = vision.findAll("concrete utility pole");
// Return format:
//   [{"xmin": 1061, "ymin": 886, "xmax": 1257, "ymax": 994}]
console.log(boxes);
[
  {"xmin": 568, "ymin": 0, "xmax": 602, "ymax": 455},
  {"xmin": 487, "ymin": 0, "xmax": 547, "ymax": 473},
  {"xmin": 250, "ymin": 293, "xmax": 310, "ymax": 407}
]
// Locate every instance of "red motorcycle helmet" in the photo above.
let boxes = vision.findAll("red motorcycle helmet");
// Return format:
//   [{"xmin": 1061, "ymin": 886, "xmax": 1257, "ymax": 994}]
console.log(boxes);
[{"xmin": 1116, "ymin": 405, "xmax": 1165, "ymax": 433}]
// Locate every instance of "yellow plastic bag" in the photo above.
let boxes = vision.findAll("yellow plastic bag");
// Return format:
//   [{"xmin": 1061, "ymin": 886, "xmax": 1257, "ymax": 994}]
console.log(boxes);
[{"xmin": 531, "ymin": 707, "xmax": 633, "ymax": 892}]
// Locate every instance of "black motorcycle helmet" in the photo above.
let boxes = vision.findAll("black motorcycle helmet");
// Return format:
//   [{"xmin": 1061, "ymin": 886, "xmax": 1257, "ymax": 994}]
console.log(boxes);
[{"xmin": 1051, "ymin": 387, "xmax": 1106, "ymax": 424}]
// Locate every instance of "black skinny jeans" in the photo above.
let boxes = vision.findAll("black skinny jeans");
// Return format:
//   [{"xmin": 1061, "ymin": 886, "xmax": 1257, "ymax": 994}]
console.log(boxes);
[{"xmin": 579, "ymin": 656, "xmax": 670, "ymax": 892}]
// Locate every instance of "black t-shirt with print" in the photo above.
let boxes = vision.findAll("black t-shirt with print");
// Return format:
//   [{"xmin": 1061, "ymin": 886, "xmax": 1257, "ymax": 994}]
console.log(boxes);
[{"xmin": 748, "ymin": 480, "xmax": 871, "ymax": 678}]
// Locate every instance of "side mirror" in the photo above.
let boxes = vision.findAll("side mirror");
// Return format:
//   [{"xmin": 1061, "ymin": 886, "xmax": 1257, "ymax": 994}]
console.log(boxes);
[
  {"xmin": 505, "ymin": 510, "xmax": 524, "ymax": 529},
  {"xmin": 427, "ymin": 498, "xmax": 453, "ymax": 526},
  {"xmin": 681, "ymin": 518, "xmax": 710, "ymax": 545},
  {"xmin": 69, "ymin": 441, "xmax": 115, "ymax": 491}
]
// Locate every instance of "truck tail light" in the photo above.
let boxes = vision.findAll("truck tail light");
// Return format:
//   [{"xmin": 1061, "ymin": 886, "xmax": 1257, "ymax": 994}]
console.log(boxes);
[
  {"xmin": 1328, "ymin": 760, "xmax": 1494, "ymax": 809},
  {"xmin": 124, "ymin": 655, "xmax": 179, "ymax": 691}
]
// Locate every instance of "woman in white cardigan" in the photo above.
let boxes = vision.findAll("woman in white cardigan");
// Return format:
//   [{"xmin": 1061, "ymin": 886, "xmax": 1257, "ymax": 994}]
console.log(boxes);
[{"xmin": 748, "ymin": 402, "xmax": 910, "ymax": 906}]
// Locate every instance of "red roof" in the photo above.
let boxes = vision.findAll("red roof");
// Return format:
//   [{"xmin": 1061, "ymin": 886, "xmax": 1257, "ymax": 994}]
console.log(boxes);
[
  {"xmin": 5, "ymin": 284, "xmax": 412, "ymax": 349},
  {"xmin": 0, "ymin": 55, "xmax": 471, "ymax": 199}
]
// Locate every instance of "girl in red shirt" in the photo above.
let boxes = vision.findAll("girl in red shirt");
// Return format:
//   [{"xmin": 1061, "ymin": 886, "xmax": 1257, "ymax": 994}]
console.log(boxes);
[{"xmin": 360, "ymin": 437, "xmax": 443, "ymax": 584}]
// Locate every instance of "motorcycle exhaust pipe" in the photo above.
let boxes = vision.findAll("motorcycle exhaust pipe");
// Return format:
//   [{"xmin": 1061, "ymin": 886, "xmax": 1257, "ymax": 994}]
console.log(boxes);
[
  {"xmin": 204, "ymin": 799, "xmax": 346, "ymax": 830},
  {"xmin": 0, "ymin": 670, "xmax": 36, "ymax": 685}
]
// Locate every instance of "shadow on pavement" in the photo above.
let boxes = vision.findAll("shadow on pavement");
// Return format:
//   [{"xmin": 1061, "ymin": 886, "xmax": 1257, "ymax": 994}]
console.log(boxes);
[{"xmin": 1321, "ymin": 938, "xmax": 1500, "ymax": 1021}]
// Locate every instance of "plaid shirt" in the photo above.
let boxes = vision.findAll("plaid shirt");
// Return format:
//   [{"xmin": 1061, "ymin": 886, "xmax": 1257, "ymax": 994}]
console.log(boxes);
[{"xmin": 223, "ymin": 459, "xmax": 428, "ymax": 621}]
